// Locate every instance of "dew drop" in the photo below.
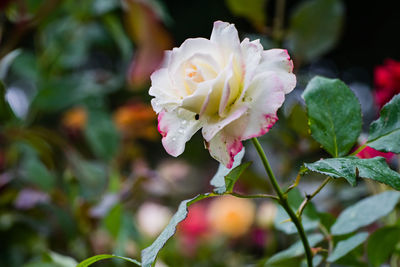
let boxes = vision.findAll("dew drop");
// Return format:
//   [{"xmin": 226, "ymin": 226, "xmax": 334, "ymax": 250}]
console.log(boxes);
[
  {"xmin": 172, "ymin": 137, "xmax": 176, "ymax": 141},
  {"xmin": 178, "ymin": 129, "xmax": 184, "ymax": 134}
]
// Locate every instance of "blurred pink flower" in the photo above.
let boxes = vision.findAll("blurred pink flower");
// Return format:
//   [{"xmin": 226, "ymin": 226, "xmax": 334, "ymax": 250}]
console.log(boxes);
[
  {"xmin": 356, "ymin": 145, "xmax": 395, "ymax": 162},
  {"xmin": 14, "ymin": 189, "xmax": 49, "ymax": 210},
  {"xmin": 178, "ymin": 203, "xmax": 209, "ymax": 255},
  {"xmin": 374, "ymin": 59, "xmax": 400, "ymax": 109},
  {"xmin": 179, "ymin": 203, "xmax": 209, "ymax": 240}
]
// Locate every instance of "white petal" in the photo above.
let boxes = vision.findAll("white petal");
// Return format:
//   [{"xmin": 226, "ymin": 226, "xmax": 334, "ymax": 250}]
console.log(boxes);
[
  {"xmin": 202, "ymin": 105, "xmax": 247, "ymax": 142},
  {"xmin": 256, "ymin": 49, "xmax": 296, "ymax": 94},
  {"xmin": 206, "ymin": 130, "xmax": 243, "ymax": 168},
  {"xmin": 158, "ymin": 109, "xmax": 201, "ymax": 157},
  {"xmin": 149, "ymin": 68, "xmax": 181, "ymax": 113},
  {"xmin": 240, "ymin": 38, "xmax": 263, "ymax": 92},
  {"xmin": 180, "ymin": 78, "xmax": 214, "ymax": 114},
  {"xmin": 210, "ymin": 21, "xmax": 241, "ymax": 63},
  {"xmin": 225, "ymin": 72, "xmax": 285, "ymax": 140},
  {"xmin": 169, "ymin": 38, "xmax": 221, "ymax": 74}
]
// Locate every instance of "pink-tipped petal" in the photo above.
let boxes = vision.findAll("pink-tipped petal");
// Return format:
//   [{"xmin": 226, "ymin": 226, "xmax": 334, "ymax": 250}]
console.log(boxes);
[
  {"xmin": 256, "ymin": 49, "xmax": 296, "ymax": 94},
  {"xmin": 207, "ymin": 130, "xmax": 243, "ymax": 168},
  {"xmin": 202, "ymin": 105, "xmax": 247, "ymax": 142},
  {"xmin": 225, "ymin": 72, "xmax": 285, "ymax": 140},
  {"xmin": 158, "ymin": 109, "xmax": 201, "ymax": 157}
]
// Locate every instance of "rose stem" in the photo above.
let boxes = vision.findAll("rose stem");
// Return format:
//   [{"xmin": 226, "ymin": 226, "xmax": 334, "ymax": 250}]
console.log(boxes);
[{"xmin": 251, "ymin": 137, "xmax": 313, "ymax": 267}]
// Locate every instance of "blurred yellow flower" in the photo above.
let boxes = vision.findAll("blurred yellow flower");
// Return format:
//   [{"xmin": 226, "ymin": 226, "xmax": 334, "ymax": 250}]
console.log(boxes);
[
  {"xmin": 207, "ymin": 195, "xmax": 255, "ymax": 238},
  {"xmin": 113, "ymin": 102, "xmax": 158, "ymax": 140},
  {"xmin": 62, "ymin": 106, "xmax": 87, "ymax": 130}
]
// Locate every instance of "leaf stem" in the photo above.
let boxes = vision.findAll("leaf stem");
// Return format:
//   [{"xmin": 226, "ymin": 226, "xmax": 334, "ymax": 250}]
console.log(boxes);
[
  {"xmin": 251, "ymin": 138, "xmax": 313, "ymax": 267},
  {"xmin": 297, "ymin": 177, "xmax": 331, "ymax": 217},
  {"xmin": 318, "ymin": 223, "xmax": 332, "ymax": 267},
  {"xmin": 229, "ymin": 192, "xmax": 279, "ymax": 200}
]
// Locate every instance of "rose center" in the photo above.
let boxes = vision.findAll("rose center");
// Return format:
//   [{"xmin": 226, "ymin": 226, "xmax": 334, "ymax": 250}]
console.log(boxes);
[{"xmin": 185, "ymin": 63, "xmax": 205, "ymax": 83}]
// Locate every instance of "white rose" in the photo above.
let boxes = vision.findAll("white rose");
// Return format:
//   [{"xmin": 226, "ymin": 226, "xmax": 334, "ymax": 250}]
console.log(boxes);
[{"xmin": 150, "ymin": 21, "xmax": 296, "ymax": 167}]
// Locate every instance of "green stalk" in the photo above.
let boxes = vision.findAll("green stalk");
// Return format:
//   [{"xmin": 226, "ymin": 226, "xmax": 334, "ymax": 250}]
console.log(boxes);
[{"xmin": 251, "ymin": 138, "xmax": 313, "ymax": 267}]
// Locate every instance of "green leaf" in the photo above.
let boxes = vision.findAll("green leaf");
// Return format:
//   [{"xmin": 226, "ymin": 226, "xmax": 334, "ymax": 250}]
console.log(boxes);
[
  {"xmin": 367, "ymin": 226, "xmax": 400, "ymax": 267},
  {"xmin": 210, "ymin": 148, "xmax": 245, "ymax": 194},
  {"xmin": 302, "ymin": 76, "xmax": 362, "ymax": 157},
  {"xmin": 327, "ymin": 232, "xmax": 368, "ymax": 262},
  {"xmin": 330, "ymin": 191, "xmax": 400, "ymax": 235},
  {"xmin": 24, "ymin": 156, "xmax": 56, "ymax": 191},
  {"xmin": 300, "ymin": 255, "xmax": 323, "ymax": 267},
  {"xmin": 0, "ymin": 49, "xmax": 21, "ymax": 79},
  {"xmin": 286, "ymin": 0, "xmax": 344, "ymax": 62},
  {"xmin": 367, "ymin": 93, "xmax": 400, "ymax": 153},
  {"xmin": 104, "ymin": 204, "xmax": 122, "ymax": 238},
  {"xmin": 274, "ymin": 189, "xmax": 319, "ymax": 234},
  {"xmin": 225, "ymin": 162, "xmax": 252, "ymax": 192},
  {"xmin": 68, "ymin": 152, "xmax": 108, "ymax": 200},
  {"xmin": 141, "ymin": 194, "xmax": 212, "ymax": 267},
  {"xmin": 102, "ymin": 14, "xmax": 132, "ymax": 58},
  {"xmin": 303, "ymin": 156, "xmax": 400, "ymax": 189},
  {"xmin": 225, "ymin": 0, "xmax": 267, "ymax": 29},
  {"xmin": 265, "ymin": 233, "xmax": 324, "ymax": 265},
  {"xmin": 45, "ymin": 251, "xmax": 78, "ymax": 267},
  {"xmin": 77, "ymin": 254, "xmax": 140, "ymax": 267},
  {"xmin": 84, "ymin": 108, "xmax": 120, "ymax": 161}
]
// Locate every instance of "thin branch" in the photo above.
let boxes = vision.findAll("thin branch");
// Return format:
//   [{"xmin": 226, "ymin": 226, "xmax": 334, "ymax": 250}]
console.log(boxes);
[
  {"xmin": 297, "ymin": 177, "xmax": 331, "ymax": 218},
  {"xmin": 229, "ymin": 192, "xmax": 279, "ymax": 201},
  {"xmin": 285, "ymin": 173, "xmax": 302, "ymax": 194}
]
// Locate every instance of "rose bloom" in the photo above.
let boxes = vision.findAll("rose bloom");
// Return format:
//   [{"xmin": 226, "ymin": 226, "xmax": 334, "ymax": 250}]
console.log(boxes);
[
  {"xmin": 149, "ymin": 21, "xmax": 296, "ymax": 168},
  {"xmin": 207, "ymin": 195, "xmax": 255, "ymax": 238},
  {"xmin": 374, "ymin": 59, "xmax": 400, "ymax": 109}
]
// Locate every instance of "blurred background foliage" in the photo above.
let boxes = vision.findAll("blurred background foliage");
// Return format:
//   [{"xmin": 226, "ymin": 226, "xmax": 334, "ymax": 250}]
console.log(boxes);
[{"xmin": 0, "ymin": 0, "xmax": 399, "ymax": 266}]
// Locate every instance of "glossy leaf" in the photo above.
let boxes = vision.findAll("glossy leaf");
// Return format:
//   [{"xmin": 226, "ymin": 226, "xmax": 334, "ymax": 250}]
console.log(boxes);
[
  {"xmin": 286, "ymin": 0, "xmax": 344, "ymax": 62},
  {"xmin": 367, "ymin": 226, "xmax": 400, "ymax": 267},
  {"xmin": 77, "ymin": 254, "xmax": 140, "ymax": 267},
  {"xmin": 330, "ymin": 191, "xmax": 400, "ymax": 235},
  {"xmin": 302, "ymin": 156, "xmax": 400, "ymax": 189},
  {"xmin": 327, "ymin": 232, "xmax": 368, "ymax": 262},
  {"xmin": 265, "ymin": 233, "xmax": 324, "ymax": 265},
  {"xmin": 210, "ymin": 148, "xmax": 245, "ymax": 194},
  {"xmin": 141, "ymin": 194, "xmax": 212, "ymax": 267},
  {"xmin": 303, "ymin": 76, "xmax": 362, "ymax": 157},
  {"xmin": 367, "ymin": 94, "xmax": 400, "ymax": 153}
]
